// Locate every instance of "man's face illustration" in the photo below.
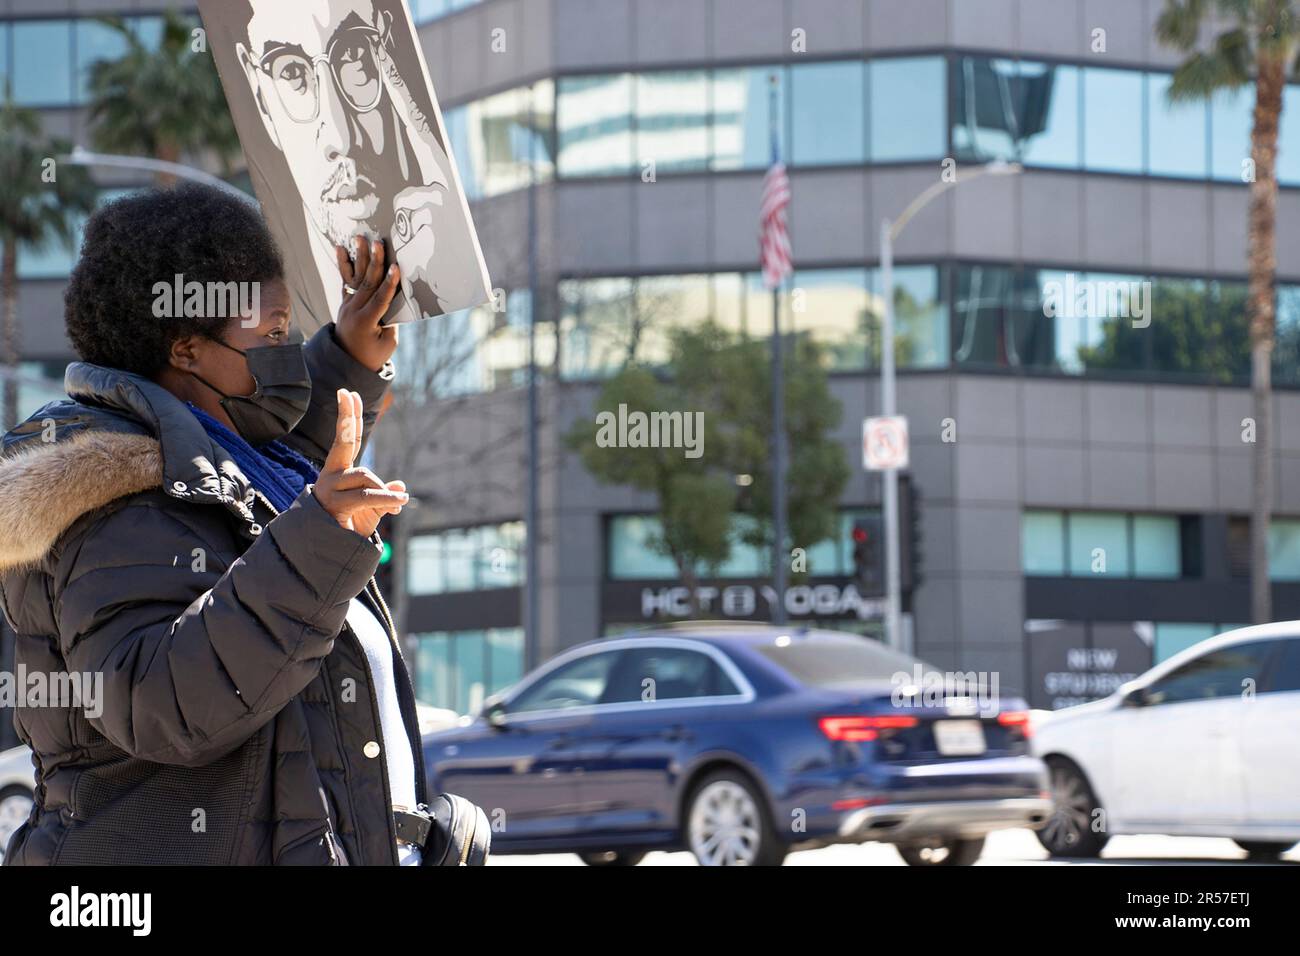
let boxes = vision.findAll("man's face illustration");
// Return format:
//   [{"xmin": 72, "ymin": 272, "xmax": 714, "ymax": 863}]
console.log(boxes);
[{"xmin": 239, "ymin": 0, "xmax": 407, "ymax": 248}]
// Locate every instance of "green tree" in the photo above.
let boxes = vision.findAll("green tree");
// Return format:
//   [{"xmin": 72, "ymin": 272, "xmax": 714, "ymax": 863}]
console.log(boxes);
[
  {"xmin": 1077, "ymin": 278, "xmax": 1251, "ymax": 382},
  {"xmin": 0, "ymin": 95, "xmax": 96, "ymax": 429},
  {"xmin": 85, "ymin": 11, "xmax": 240, "ymax": 185},
  {"xmin": 1157, "ymin": 0, "xmax": 1300, "ymax": 623},
  {"xmin": 566, "ymin": 322, "xmax": 850, "ymax": 618}
]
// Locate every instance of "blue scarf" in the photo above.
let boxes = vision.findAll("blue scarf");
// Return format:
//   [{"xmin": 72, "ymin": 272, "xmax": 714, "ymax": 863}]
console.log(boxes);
[{"xmin": 187, "ymin": 404, "xmax": 318, "ymax": 514}]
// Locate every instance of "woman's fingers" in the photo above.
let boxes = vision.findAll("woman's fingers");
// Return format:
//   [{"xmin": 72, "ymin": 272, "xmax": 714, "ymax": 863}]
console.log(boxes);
[
  {"xmin": 330, "ymin": 486, "xmax": 409, "ymax": 516},
  {"xmin": 352, "ymin": 235, "xmax": 371, "ymax": 287},
  {"xmin": 334, "ymin": 466, "xmax": 387, "ymax": 492},
  {"xmin": 322, "ymin": 390, "xmax": 358, "ymax": 474}
]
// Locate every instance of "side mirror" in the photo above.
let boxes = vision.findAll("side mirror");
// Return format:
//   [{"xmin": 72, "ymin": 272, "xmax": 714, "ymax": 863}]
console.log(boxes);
[
  {"xmin": 1121, "ymin": 685, "xmax": 1149, "ymax": 708},
  {"xmin": 484, "ymin": 700, "xmax": 509, "ymax": 729}
]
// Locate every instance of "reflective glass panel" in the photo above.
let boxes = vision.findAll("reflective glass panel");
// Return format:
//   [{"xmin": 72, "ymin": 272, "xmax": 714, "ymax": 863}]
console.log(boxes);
[{"xmin": 790, "ymin": 60, "xmax": 865, "ymax": 165}]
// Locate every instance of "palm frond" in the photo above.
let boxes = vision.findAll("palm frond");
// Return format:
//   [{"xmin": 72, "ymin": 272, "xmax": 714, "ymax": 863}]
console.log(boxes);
[
  {"xmin": 1157, "ymin": 0, "xmax": 1212, "ymax": 51},
  {"xmin": 1168, "ymin": 49, "xmax": 1251, "ymax": 100}
]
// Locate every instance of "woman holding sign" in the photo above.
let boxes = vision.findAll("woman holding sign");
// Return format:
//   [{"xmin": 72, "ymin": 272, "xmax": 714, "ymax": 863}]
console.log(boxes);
[{"xmin": 0, "ymin": 184, "xmax": 486, "ymax": 865}]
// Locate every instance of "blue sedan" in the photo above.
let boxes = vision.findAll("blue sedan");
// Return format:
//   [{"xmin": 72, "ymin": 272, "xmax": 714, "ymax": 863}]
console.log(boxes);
[{"xmin": 423, "ymin": 624, "xmax": 1051, "ymax": 865}]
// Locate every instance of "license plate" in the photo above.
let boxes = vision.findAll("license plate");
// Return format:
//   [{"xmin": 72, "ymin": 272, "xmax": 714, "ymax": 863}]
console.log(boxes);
[{"xmin": 933, "ymin": 720, "xmax": 986, "ymax": 756}]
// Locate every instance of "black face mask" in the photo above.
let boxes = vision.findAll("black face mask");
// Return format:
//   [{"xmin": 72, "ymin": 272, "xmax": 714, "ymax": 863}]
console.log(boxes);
[{"xmin": 191, "ymin": 337, "xmax": 312, "ymax": 446}]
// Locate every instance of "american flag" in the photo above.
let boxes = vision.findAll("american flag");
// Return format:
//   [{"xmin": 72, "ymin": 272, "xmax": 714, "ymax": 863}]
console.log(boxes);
[{"xmin": 759, "ymin": 153, "xmax": 792, "ymax": 290}]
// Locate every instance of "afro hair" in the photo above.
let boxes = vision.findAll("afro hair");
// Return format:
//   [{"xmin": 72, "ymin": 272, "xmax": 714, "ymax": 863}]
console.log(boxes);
[{"xmin": 64, "ymin": 182, "xmax": 285, "ymax": 377}]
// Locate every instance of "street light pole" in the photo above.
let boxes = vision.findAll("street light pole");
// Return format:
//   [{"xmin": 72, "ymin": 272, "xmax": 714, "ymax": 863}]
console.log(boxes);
[
  {"xmin": 525, "ymin": 86, "xmax": 541, "ymax": 669},
  {"xmin": 879, "ymin": 216, "xmax": 902, "ymax": 651},
  {"xmin": 58, "ymin": 146, "xmax": 253, "ymax": 200},
  {"xmin": 877, "ymin": 161, "xmax": 1021, "ymax": 651}
]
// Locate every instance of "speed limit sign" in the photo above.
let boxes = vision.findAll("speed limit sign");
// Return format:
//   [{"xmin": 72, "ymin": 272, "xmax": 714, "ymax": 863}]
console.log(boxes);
[{"xmin": 863, "ymin": 416, "xmax": 909, "ymax": 471}]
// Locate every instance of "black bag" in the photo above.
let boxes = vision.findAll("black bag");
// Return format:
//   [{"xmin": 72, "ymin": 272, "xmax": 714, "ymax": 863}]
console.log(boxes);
[{"xmin": 419, "ymin": 793, "xmax": 491, "ymax": 866}]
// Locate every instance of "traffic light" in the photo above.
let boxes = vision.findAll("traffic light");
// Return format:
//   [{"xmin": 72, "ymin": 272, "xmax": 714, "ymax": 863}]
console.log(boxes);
[
  {"xmin": 374, "ymin": 513, "xmax": 398, "ymax": 595},
  {"xmin": 851, "ymin": 515, "xmax": 884, "ymax": 596},
  {"xmin": 899, "ymin": 476, "xmax": 923, "ymax": 594}
]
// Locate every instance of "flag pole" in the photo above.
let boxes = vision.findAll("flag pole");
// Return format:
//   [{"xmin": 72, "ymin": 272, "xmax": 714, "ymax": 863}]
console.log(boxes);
[{"xmin": 768, "ymin": 72, "xmax": 788, "ymax": 626}]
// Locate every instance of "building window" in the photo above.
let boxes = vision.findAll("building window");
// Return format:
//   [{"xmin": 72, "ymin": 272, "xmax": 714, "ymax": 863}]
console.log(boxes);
[
  {"xmin": 1269, "ymin": 519, "xmax": 1300, "ymax": 581},
  {"xmin": 450, "ymin": 80, "xmax": 555, "ymax": 200},
  {"xmin": 13, "ymin": 20, "xmax": 72, "ymax": 107},
  {"xmin": 607, "ymin": 510, "xmax": 872, "ymax": 581},
  {"xmin": 1023, "ymin": 510, "xmax": 1182, "ymax": 580},
  {"xmin": 411, "ymin": 0, "xmax": 481, "ymax": 24},
  {"xmin": 953, "ymin": 57, "xmax": 1082, "ymax": 168},
  {"xmin": 1147, "ymin": 72, "xmax": 1208, "ymax": 178},
  {"xmin": 1022, "ymin": 511, "xmax": 1066, "ymax": 575},
  {"xmin": 636, "ymin": 70, "xmax": 711, "ymax": 173},
  {"xmin": 556, "ymin": 73, "xmax": 635, "ymax": 176},
  {"xmin": 75, "ymin": 18, "xmax": 131, "ymax": 104},
  {"xmin": 869, "ymin": 56, "xmax": 946, "ymax": 161},
  {"xmin": 1153, "ymin": 622, "xmax": 1219, "ymax": 664},
  {"xmin": 407, "ymin": 521, "xmax": 525, "ymax": 596},
  {"xmin": 1067, "ymin": 512, "xmax": 1130, "ymax": 577},
  {"xmin": 712, "ymin": 64, "xmax": 787, "ymax": 171},
  {"xmin": 414, "ymin": 627, "xmax": 523, "ymax": 714},
  {"xmin": 557, "ymin": 277, "xmax": 637, "ymax": 380},
  {"xmin": 791, "ymin": 60, "xmax": 865, "ymax": 165}
]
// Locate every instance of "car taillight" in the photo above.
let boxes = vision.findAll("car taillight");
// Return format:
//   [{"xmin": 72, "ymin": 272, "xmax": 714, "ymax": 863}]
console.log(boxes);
[
  {"xmin": 997, "ymin": 711, "xmax": 1032, "ymax": 737},
  {"xmin": 818, "ymin": 715, "xmax": 917, "ymax": 742}
]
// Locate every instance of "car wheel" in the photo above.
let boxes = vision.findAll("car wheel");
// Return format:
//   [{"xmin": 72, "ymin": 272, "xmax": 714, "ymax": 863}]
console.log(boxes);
[
  {"xmin": 578, "ymin": 850, "xmax": 647, "ymax": 867},
  {"xmin": 686, "ymin": 770, "xmax": 786, "ymax": 866},
  {"xmin": 0, "ymin": 785, "xmax": 34, "ymax": 864},
  {"xmin": 1037, "ymin": 759, "xmax": 1108, "ymax": 858},
  {"xmin": 896, "ymin": 836, "xmax": 985, "ymax": 866},
  {"xmin": 1234, "ymin": 840, "xmax": 1296, "ymax": 860}
]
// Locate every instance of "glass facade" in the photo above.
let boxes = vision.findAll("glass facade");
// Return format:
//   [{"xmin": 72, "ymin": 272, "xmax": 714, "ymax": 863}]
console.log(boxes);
[
  {"xmin": 8, "ymin": 28, "xmax": 1300, "ymax": 394},
  {"xmin": 444, "ymin": 80, "xmax": 556, "ymax": 200},
  {"xmin": 1269, "ymin": 519, "xmax": 1300, "ymax": 581},
  {"xmin": 557, "ymin": 265, "xmax": 945, "ymax": 381},
  {"xmin": 1022, "ymin": 510, "xmax": 1182, "ymax": 579},
  {"xmin": 952, "ymin": 54, "xmax": 1300, "ymax": 184},
  {"xmin": 408, "ymin": 521, "xmax": 526, "ymax": 596},
  {"xmin": 0, "ymin": 16, "xmax": 163, "ymax": 108},
  {"xmin": 394, "ymin": 287, "xmax": 540, "ymax": 397},
  {"xmin": 607, "ymin": 510, "xmax": 871, "ymax": 580},
  {"xmin": 414, "ymin": 626, "xmax": 523, "ymax": 714},
  {"xmin": 6, "ymin": 32, "xmax": 1300, "ymax": 186},
  {"xmin": 411, "ymin": 0, "xmax": 482, "ymax": 24},
  {"xmin": 952, "ymin": 264, "xmax": 1297, "ymax": 385}
]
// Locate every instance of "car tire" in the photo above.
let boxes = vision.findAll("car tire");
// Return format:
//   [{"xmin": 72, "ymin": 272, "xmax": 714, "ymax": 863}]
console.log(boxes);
[
  {"xmin": 1234, "ymin": 840, "xmax": 1296, "ymax": 860},
  {"xmin": 578, "ymin": 850, "xmax": 647, "ymax": 867},
  {"xmin": 685, "ymin": 769, "xmax": 786, "ymax": 866},
  {"xmin": 896, "ymin": 836, "xmax": 985, "ymax": 866},
  {"xmin": 0, "ymin": 784, "xmax": 34, "ymax": 865},
  {"xmin": 1037, "ymin": 758, "xmax": 1108, "ymax": 859}
]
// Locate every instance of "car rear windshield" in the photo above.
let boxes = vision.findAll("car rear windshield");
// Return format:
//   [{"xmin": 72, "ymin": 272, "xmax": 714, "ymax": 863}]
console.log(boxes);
[{"xmin": 757, "ymin": 638, "xmax": 918, "ymax": 686}]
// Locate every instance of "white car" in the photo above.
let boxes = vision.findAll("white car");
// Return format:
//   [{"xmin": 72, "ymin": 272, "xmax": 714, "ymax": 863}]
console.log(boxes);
[
  {"xmin": 0, "ymin": 745, "xmax": 35, "ymax": 864},
  {"xmin": 1033, "ymin": 622, "xmax": 1300, "ymax": 860}
]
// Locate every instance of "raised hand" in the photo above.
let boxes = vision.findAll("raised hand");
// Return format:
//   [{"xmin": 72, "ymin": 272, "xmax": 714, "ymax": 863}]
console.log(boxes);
[
  {"xmin": 312, "ymin": 389, "xmax": 408, "ymax": 537},
  {"xmin": 334, "ymin": 236, "xmax": 401, "ymax": 372}
]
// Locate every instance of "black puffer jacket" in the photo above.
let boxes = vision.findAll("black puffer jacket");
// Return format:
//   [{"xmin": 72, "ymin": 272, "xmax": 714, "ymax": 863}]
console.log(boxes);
[{"xmin": 0, "ymin": 326, "xmax": 426, "ymax": 865}]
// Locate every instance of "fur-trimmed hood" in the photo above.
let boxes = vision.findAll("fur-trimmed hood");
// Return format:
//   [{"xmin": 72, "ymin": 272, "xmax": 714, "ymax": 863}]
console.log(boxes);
[
  {"xmin": 0, "ymin": 430, "xmax": 164, "ymax": 572},
  {"xmin": 0, "ymin": 361, "xmax": 262, "ymax": 572}
]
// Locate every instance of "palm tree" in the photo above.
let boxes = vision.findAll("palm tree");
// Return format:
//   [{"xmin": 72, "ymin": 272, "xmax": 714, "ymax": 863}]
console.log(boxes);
[
  {"xmin": 1158, "ymin": 0, "xmax": 1300, "ymax": 624},
  {"xmin": 0, "ymin": 94, "xmax": 96, "ymax": 430},
  {"xmin": 85, "ymin": 10, "xmax": 240, "ymax": 185}
]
